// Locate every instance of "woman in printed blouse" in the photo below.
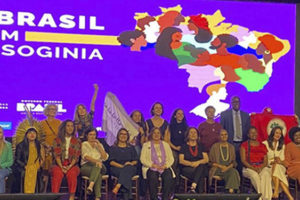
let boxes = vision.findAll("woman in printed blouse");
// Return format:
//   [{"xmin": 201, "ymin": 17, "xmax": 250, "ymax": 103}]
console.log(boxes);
[
  {"xmin": 179, "ymin": 127, "xmax": 208, "ymax": 193},
  {"xmin": 51, "ymin": 120, "xmax": 81, "ymax": 200},
  {"xmin": 74, "ymin": 84, "xmax": 99, "ymax": 140},
  {"xmin": 0, "ymin": 126, "xmax": 13, "ymax": 193},
  {"xmin": 240, "ymin": 126, "xmax": 270, "ymax": 200},
  {"xmin": 81, "ymin": 127, "xmax": 108, "ymax": 200},
  {"xmin": 109, "ymin": 128, "xmax": 138, "ymax": 200},
  {"xmin": 140, "ymin": 127, "xmax": 174, "ymax": 200}
]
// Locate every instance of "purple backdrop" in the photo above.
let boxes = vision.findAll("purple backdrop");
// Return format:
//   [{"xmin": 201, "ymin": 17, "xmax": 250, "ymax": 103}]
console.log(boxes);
[{"xmin": 0, "ymin": 0, "xmax": 296, "ymax": 136}]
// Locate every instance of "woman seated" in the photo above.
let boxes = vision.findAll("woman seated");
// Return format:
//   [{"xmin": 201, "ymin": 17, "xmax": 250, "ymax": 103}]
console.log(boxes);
[
  {"xmin": 13, "ymin": 127, "xmax": 45, "ymax": 193},
  {"xmin": 109, "ymin": 128, "xmax": 138, "ymax": 200},
  {"xmin": 81, "ymin": 127, "xmax": 108, "ymax": 200},
  {"xmin": 285, "ymin": 126, "xmax": 300, "ymax": 184},
  {"xmin": 240, "ymin": 126, "xmax": 270, "ymax": 200},
  {"xmin": 263, "ymin": 126, "xmax": 293, "ymax": 200},
  {"xmin": 0, "ymin": 126, "xmax": 13, "ymax": 193},
  {"xmin": 51, "ymin": 120, "xmax": 81, "ymax": 200},
  {"xmin": 140, "ymin": 127, "xmax": 174, "ymax": 200},
  {"xmin": 209, "ymin": 129, "xmax": 240, "ymax": 193},
  {"xmin": 179, "ymin": 127, "xmax": 208, "ymax": 193}
]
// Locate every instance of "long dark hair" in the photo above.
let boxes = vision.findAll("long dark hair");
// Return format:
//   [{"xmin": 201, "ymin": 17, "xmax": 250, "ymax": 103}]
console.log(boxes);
[
  {"xmin": 267, "ymin": 126, "xmax": 284, "ymax": 151},
  {"xmin": 169, "ymin": 108, "xmax": 188, "ymax": 131},
  {"xmin": 130, "ymin": 110, "xmax": 146, "ymax": 132},
  {"xmin": 19, "ymin": 128, "xmax": 42, "ymax": 163},
  {"xmin": 57, "ymin": 120, "xmax": 75, "ymax": 144},
  {"xmin": 155, "ymin": 27, "xmax": 182, "ymax": 60}
]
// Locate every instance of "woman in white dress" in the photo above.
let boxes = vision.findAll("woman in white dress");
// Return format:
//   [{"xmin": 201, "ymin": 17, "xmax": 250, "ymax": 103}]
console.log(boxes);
[{"xmin": 263, "ymin": 126, "xmax": 293, "ymax": 200}]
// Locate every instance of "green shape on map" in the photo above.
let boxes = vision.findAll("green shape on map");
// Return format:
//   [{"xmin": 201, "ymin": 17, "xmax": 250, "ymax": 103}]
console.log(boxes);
[{"xmin": 235, "ymin": 68, "xmax": 269, "ymax": 92}]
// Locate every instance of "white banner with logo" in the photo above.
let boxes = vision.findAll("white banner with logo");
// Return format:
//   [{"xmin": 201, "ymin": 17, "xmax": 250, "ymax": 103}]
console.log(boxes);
[{"xmin": 102, "ymin": 92, "xmax": 139, "ymax": 146}]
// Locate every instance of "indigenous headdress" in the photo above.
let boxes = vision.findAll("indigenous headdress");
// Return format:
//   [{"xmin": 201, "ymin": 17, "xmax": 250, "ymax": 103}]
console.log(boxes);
[{"xmin": 14, "ymin": 105, "xmax": 45, "ymax": 146}]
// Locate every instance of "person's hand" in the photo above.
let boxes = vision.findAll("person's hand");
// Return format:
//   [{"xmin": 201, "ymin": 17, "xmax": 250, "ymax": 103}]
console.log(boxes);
[
  {"xmin": 139, "ymin": 127, "xmax": 145, "ymax": 135},
  {"xmin": 274, "ymin": 157, "xmax": 281, "ymax": 164},
  {"xmin": 96, "ymin": 161, "xmax": 102, "ymax": 168},
  {"xmin": 93, "ymin": 84, "xmax": 99, "ymax": 91},
  {"xmin": 62, "ymin": 166, "xmax": 68, "ymax": 174},
  {"xmin": 190, "ymin": 162, "xmax": 198, "ymax": 168},
  {"xmin": 218, "ymin": 164, "xmax": 227, "ymax": 172},
  {"xmin": 124, "ymin": 161, "xmax": 133, "ymax": 166},
  {"xmin": 152, "ymin": 164, "xmax": 160, "ymax": 169},
  {"xmin": 175, "ymin": 146, "xmax": 181, "ymax": 151}
]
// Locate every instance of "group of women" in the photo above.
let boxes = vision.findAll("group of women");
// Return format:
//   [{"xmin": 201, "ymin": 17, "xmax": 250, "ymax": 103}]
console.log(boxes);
[{"xmin": 0, "ymin": 89, "xmax": 300, "ymax": 200}]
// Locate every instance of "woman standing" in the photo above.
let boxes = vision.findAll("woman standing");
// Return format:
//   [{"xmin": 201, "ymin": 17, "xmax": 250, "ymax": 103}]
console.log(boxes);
[
  {"xmin": 81, "ymin": 127, "xmax": 108, "ymax": 200},
  {"xmin": 13, "ymin": 128, "xmax": 45, "ymax": 193},
  {"xmin": 40, "ymin": 104, "xmax": 61, "ymax": 189},
  {"xmin": 145, "ymin": 102, "xmax": 169, "ymax": 140},
  {"xmin": 130, "ymin": 110, "xmax": 147, "ymax": 154},
  {"xmin": 209, "ymin": 129, "xmax": 240, "ymax": 193},
  {"xmin": 74, "ymin": 84, "xmax": 99, "ymax": 140},
  {"xmin": 109, "ymin": 128, "xmax": 138, "ymax": 200},
  {"xmin": 140, "ymin": 127, "xmax": 174, "ymax": 200},
  {"xmin": 198, "ymin": 106, "xmax": 222, "ymax": 153},
  {"xmin": 240, "ymin": 126, "xmax": 270, "ymax": 200},
  {"xmin": 51, "ymin": 120, "xmax": 81, "ymax": 200},
  {"xmin": 179, "ymin": 127, "xmax": 208, "ymax": 193},
  {"xmin": 263, "ymin": 126, "xmax": 293, "ymax": 200},
  {"xmin": 0, "ymin": 126, "xmax": 13, "ymax": 193},
  {"xmin": 165, "ymin": 109, "xmax": 188, "ymax": 188}
]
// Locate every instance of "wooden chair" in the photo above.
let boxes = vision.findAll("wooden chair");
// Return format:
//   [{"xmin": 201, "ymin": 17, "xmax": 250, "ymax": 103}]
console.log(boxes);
[
  {"xmin": 241, "ymin": 176, "xmax": 254, "ymax": 193},
  {"xmin": 81, "ymin": 175, "xmax": 109, "ymax": 200},
  {"xmin": 210, "ymin": 176, "xmax": 224, "ymax": 193},
  {"xmin": 111, "ymin": 175, "xmax": 139, "ymax": 200},
  {"xmin": 180, "ymin": 175, "xmax": 207, "ymax": 193}
]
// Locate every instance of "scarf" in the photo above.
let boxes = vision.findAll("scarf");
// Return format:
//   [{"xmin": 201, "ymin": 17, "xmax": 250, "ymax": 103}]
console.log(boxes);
[{"xmin": 150, "ymin": 140, "xmax": 166, "ymax": 174}]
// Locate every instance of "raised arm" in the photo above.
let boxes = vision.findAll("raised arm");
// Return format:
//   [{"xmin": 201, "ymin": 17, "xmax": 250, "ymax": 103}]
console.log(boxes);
[{"xmin": 90, "ymin": 83, "xmax": 99, "ymax": 112}]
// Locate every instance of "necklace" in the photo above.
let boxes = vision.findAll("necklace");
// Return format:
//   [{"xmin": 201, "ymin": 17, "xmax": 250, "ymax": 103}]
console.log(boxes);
[
  {"xmin": 220, "ymin": 144, "xmax": 229, "ymax": 161},
  {"xmin": 189, "ymin": 145, "xmax": 198, "ymax": 157}
]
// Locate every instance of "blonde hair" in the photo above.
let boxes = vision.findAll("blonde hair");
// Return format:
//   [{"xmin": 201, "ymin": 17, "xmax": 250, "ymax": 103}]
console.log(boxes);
[
  {"xmin": 43, "ymin": 104, "xmax": 58, "ymax": 116},
  {"xmin": 0, "ymin": 126, "xmax": 6, "ymax": 156}
]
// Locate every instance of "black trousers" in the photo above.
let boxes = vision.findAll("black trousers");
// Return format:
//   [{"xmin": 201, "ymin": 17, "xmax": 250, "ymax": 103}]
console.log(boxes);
[
  {"xmin": 147, "ymin": 168, "xmax": 173, "ymax": 200},
  {"xmin": 181, "ymin": 164, "xmax": 207, "ymax": 193}
]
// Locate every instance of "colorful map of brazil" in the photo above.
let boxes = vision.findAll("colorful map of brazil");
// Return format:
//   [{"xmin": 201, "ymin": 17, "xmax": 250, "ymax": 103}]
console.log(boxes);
[{"xmin": 117, "ymin": 5, "xmax": 290, "ymax": 118}]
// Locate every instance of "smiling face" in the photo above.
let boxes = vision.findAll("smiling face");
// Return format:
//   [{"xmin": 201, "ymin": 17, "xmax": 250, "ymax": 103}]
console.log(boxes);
[
  {"xmin": 46, "ymin": 105, "xmax": 57, "ymax": 118},
  {"xmin": 26, "ymin": 130, "xmax": 37, "ymax": 142},
  {"xmin": 152, "ymin": 103, "xmax": 163, "ymax": 116},
  {"xmin": 151, "ymin": 128, "xmax": 162, "ymax": 142},
  {"xmin": 273, "ymin": 128, "xmax": 282, "ymax": 142},
  {"xmin": 175, "ymin": 109, "xmax": 184, "ymax": 123},
  {"xmin": 65, "ymin": 121, "xmax": 74, "ymax": 136},
  {"xmin": 131, "ymin": 111, "xmax": 142, "ymax": 123},
  {"xmin": 293, "ymin": 131, "xmax": 300, "ymax": 145},
  {"xmin": 248, "ymin": 128, "xmax": 258, "ymax": 141},
  {"xmin": 118, "ymin": 129, "xmax": 129, "ymax": 143},
  {"xmin": 77, "ymin": 105, "xmax": 87, "ymax": 117}
]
